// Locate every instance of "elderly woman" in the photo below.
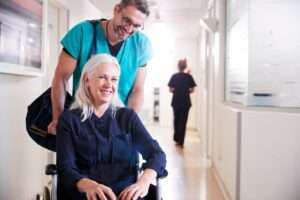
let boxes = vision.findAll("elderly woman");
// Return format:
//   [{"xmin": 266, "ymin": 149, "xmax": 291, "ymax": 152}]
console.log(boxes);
[{"xmin": 56, "ymin": 54, "xmax": 167, "ymax": 200}]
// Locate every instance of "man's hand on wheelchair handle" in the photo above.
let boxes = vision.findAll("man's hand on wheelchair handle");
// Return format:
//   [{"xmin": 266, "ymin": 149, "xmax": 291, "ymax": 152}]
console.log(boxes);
[{"xmin": 47, "ymin": 120, "xmax": 58, "ymax": 135}]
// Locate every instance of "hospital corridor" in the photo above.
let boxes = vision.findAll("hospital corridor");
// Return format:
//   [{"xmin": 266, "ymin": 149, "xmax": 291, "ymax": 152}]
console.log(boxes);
[
  {"xmin": 1, "ymin": 0, "xmax": 300, "ymax": 200},
  {"xmin": 148, "ymin": 125, "xmax": 225, "ymax": 200}
]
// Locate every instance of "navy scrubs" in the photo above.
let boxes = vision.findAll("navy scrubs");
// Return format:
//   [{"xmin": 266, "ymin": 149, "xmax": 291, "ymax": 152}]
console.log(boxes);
[{"xmin": 168, "ymin": 72, "xmax": 196, "ymax": 146}]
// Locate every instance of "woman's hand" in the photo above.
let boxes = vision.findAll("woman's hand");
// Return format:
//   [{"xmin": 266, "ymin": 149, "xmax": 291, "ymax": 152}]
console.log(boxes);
[
  {"xmin": 76, "ymin": 178, "xmax": 117, "ymax": 200},
  {"xmin": 118, "ymin": 180, "xmax": 150, "ymax": 200},
  {"xmin": 118, "ymin": 169, "xmax": 157, "ymax": 200}
]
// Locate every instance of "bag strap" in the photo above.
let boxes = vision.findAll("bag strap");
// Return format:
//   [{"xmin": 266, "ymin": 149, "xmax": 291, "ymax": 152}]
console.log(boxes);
[{"xmin": 88, "ymin": 19, "xmax": 99, "ymax": 58}]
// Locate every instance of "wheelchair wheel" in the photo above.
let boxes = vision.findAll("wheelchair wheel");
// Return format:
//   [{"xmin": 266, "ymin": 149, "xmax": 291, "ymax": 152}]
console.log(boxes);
[
  {"xmin": 36, "ymin": 194, "xmax": 42, "ymax": 200},
  {"xmin": 144, "ymin": 184, "xmax": 159, "ymax": 200},
  {"xmin": 43, "ymin": 186, "xmax": 51, "ymax": 200}
]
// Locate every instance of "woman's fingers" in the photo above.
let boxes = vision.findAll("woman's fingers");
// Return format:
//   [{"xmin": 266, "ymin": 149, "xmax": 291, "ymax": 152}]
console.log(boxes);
[
  {"xmin": 95, "ymin": 189, "xmax": 107, "ymax": 200},
  {"xmin": 132, "ymin": 189, "xmax": 144, "ymax": 200},
  {"xmin": 84, "ymin": 183, "xmax": 117, "ymax": 200},
  {"xmin": 101, "ymin": 185, "xmax": 117, "ymax": 200},
  {"xmin": 119, "ymin": 184, "xmax": 145, "ymax": 200},
  {"xmin": 86, "ymin": 192, "xmax": 98, "ymax": 200},
  {"xmin": 118, "ymin": 186, "xmax": 132, "ymax": 200}
]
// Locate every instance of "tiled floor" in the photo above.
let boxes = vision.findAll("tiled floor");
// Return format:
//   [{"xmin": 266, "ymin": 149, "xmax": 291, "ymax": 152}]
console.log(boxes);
[{"xmin": 146, "ymin": 124, "xmax": 225, "ymax": 200}]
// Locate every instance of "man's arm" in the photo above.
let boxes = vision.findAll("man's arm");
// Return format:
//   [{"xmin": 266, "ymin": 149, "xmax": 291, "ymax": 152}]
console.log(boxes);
[
  {"xmin": 127, "ymin": 66, "xmax": 147, "ymax": 113},
  {"xmin": 48, "ymin": 50, "xmax": 77, "ymax": 134}
]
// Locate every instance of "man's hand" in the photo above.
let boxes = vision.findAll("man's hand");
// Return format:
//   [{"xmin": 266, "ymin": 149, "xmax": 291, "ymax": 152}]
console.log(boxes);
[{"xmin": 47, "ymin": 120, "xmax": 58, "ymax": 135}]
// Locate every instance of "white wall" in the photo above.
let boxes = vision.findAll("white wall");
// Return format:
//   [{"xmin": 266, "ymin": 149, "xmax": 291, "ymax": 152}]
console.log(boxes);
[
  {"xmin": 0, "ymin": 75, "xmax": 47, "ymax": 200},
  {"xmin": 0, "ymin": 0, "xmax": 101, "ymax": 199},
  {"xmin": 210, "ymin": 1, "xmax": 300, "ymax": 200},
  {"xmin": 142, "ymin": 22, "xmax": 175, "ymax": 125},
  {"xmin": 213, "ymin": 106, "xmax": 240, "ymax": 200},
  {"xmin": 240, "ymin": 109, "xmax": 300, "ymax": 200},
  {"xmin": 59, "ymin": 0, "xmax": 102, "ymax": 26}
]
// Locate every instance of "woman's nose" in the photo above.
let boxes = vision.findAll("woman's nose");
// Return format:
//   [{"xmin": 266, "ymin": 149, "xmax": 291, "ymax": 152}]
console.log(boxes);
[{"xmin": 104, "ymin": 79, "xmax": 113, "ymax": 87}]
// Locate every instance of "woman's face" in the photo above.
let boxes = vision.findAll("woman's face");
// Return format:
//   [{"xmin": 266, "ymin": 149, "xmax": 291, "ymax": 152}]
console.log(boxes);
[{"xmin": 86, "ymin": 62, "xmax": 119, "ymax": 106}]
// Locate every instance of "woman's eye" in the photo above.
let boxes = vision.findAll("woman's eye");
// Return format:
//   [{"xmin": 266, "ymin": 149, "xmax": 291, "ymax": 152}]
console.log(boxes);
[
  {"xmin": 98, "ymin": 75, "xmax": 106, "ymax": 80},
  {"xmin": 111, "ymin": 78, "xmax": 118, "ymax": 82}
]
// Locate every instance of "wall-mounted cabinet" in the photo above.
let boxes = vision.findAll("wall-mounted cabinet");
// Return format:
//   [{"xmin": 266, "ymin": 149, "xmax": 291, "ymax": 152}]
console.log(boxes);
[{"xmin": 225, "ymin": 0, "xmax": 300, "ymax": 107}]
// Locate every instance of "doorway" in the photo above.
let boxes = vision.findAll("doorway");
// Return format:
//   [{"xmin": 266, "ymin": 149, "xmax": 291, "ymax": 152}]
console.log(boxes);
[
  {"xmin": 46, "ymin": 0, "xmax": 69, "ymax": 163},
  {"xmin": 198, "ymin": 27, "xmax": 215, "ymax": 162},
  {"xmin": 44, "ymin": 0, "xmax": 69, "ymax": 88}
]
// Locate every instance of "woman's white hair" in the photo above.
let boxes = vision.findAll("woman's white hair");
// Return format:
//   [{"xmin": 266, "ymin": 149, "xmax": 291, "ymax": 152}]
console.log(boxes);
[{"xmin": 70, "ymin": 54, "xmax": 124, "ymax": 121}]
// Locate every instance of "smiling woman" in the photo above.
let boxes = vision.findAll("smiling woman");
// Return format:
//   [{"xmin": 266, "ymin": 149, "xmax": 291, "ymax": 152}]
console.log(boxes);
[
  {"xmin": 56, "ymin": 54, "xmax": 167, "ymax": 200},
  {"xmin": 86, "ymin": 63, "xmax": 120, "ymax": 107},
  {"xmin": 70, "ymin": 54, "xmax": 123, "ymax": 120}
]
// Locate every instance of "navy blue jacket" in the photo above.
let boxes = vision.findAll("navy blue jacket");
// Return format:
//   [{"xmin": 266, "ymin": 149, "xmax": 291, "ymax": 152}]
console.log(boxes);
[{"xmin": 56, "ymin": 107, "xmax": 167, "ymax": 199}]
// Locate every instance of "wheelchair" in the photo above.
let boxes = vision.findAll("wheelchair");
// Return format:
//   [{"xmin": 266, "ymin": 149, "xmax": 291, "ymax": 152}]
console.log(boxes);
[{"xmin": 42, "ymin": 163, "xmax": 163, "ymax": 200}]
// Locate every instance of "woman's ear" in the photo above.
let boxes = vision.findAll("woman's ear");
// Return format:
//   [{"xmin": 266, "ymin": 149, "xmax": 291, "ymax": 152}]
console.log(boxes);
[{"xmin": 83, "ymin": 74, "xmax": 90, "ymax": 88}]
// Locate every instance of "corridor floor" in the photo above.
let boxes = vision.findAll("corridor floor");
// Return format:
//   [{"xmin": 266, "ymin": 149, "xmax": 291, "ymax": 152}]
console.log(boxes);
[{"xmin": 146, "ymin": 124, "xmax": 225, "ymax": 200}]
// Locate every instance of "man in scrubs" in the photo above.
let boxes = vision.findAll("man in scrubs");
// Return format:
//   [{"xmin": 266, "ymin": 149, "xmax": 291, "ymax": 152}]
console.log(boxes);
[{"xmin": 48, "ymin": 0, "xmax": 152, "ymax": 134}]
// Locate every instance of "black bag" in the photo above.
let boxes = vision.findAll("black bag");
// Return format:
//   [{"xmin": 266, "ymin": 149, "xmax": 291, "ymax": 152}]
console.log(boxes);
[{"xmin": 25, "ymin": 88, "xmax": 73, "ymax": 151}]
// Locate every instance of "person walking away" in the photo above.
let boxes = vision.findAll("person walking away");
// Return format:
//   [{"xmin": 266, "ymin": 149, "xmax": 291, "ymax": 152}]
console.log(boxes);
[{"xmin": 168, "ymin": 59, "xmax": 196, "ymax": 147}]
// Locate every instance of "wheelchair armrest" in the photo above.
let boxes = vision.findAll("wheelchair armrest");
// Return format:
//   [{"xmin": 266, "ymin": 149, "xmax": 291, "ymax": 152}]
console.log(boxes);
[{"xmin": 45, "ymin": 164, "xmax": 57, "ymax": 175}]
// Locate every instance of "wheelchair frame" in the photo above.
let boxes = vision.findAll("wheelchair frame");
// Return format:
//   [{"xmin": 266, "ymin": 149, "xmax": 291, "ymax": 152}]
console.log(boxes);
[{"xmin": 43, "ymin": 163, "xmax": 163, "ymax": 200}]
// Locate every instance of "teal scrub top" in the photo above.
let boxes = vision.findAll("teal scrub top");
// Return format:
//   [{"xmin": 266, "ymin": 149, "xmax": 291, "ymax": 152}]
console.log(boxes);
[{"xmin": 60, "ymin": 20, "xmax": 153, "ymax": 105}]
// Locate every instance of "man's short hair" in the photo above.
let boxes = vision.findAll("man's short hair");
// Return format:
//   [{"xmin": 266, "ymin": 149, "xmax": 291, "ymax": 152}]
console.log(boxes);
[{"xmin": 120, "ymin": 0, "xmax": 150, "ymax": 16}]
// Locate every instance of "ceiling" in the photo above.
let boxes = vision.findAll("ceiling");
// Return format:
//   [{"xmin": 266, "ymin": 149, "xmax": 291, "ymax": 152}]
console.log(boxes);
[
  {"xmin": 89, "ymin": 0, "xmax": 205, "ymax": 22},
  {"xmin": 89, "ymin": 0, "xmax": 210, "ymax": 38}
]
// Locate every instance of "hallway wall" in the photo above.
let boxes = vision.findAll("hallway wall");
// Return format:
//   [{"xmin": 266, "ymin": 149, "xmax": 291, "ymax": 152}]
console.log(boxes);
[
  {"xmin": 240, "ymin": 109, "xmax": 300, "ymax": 200},
  {"xmin": 208, "ymin": 0, "xmax": 300, "ymax": 200},
  {"xmin": 213, "ymin": 106, "xmax": 240, "ymax": 200},
  {"xmin": 58, "ymin": 0, "xmax": 102, "ymax": 27},
  {"xmin": 0, "ymin": 0, "xmax": 102, "ymax": 199},
  {"xmin": 0, "ymin": 76, "xmax": 46, "ymax": 200}
]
